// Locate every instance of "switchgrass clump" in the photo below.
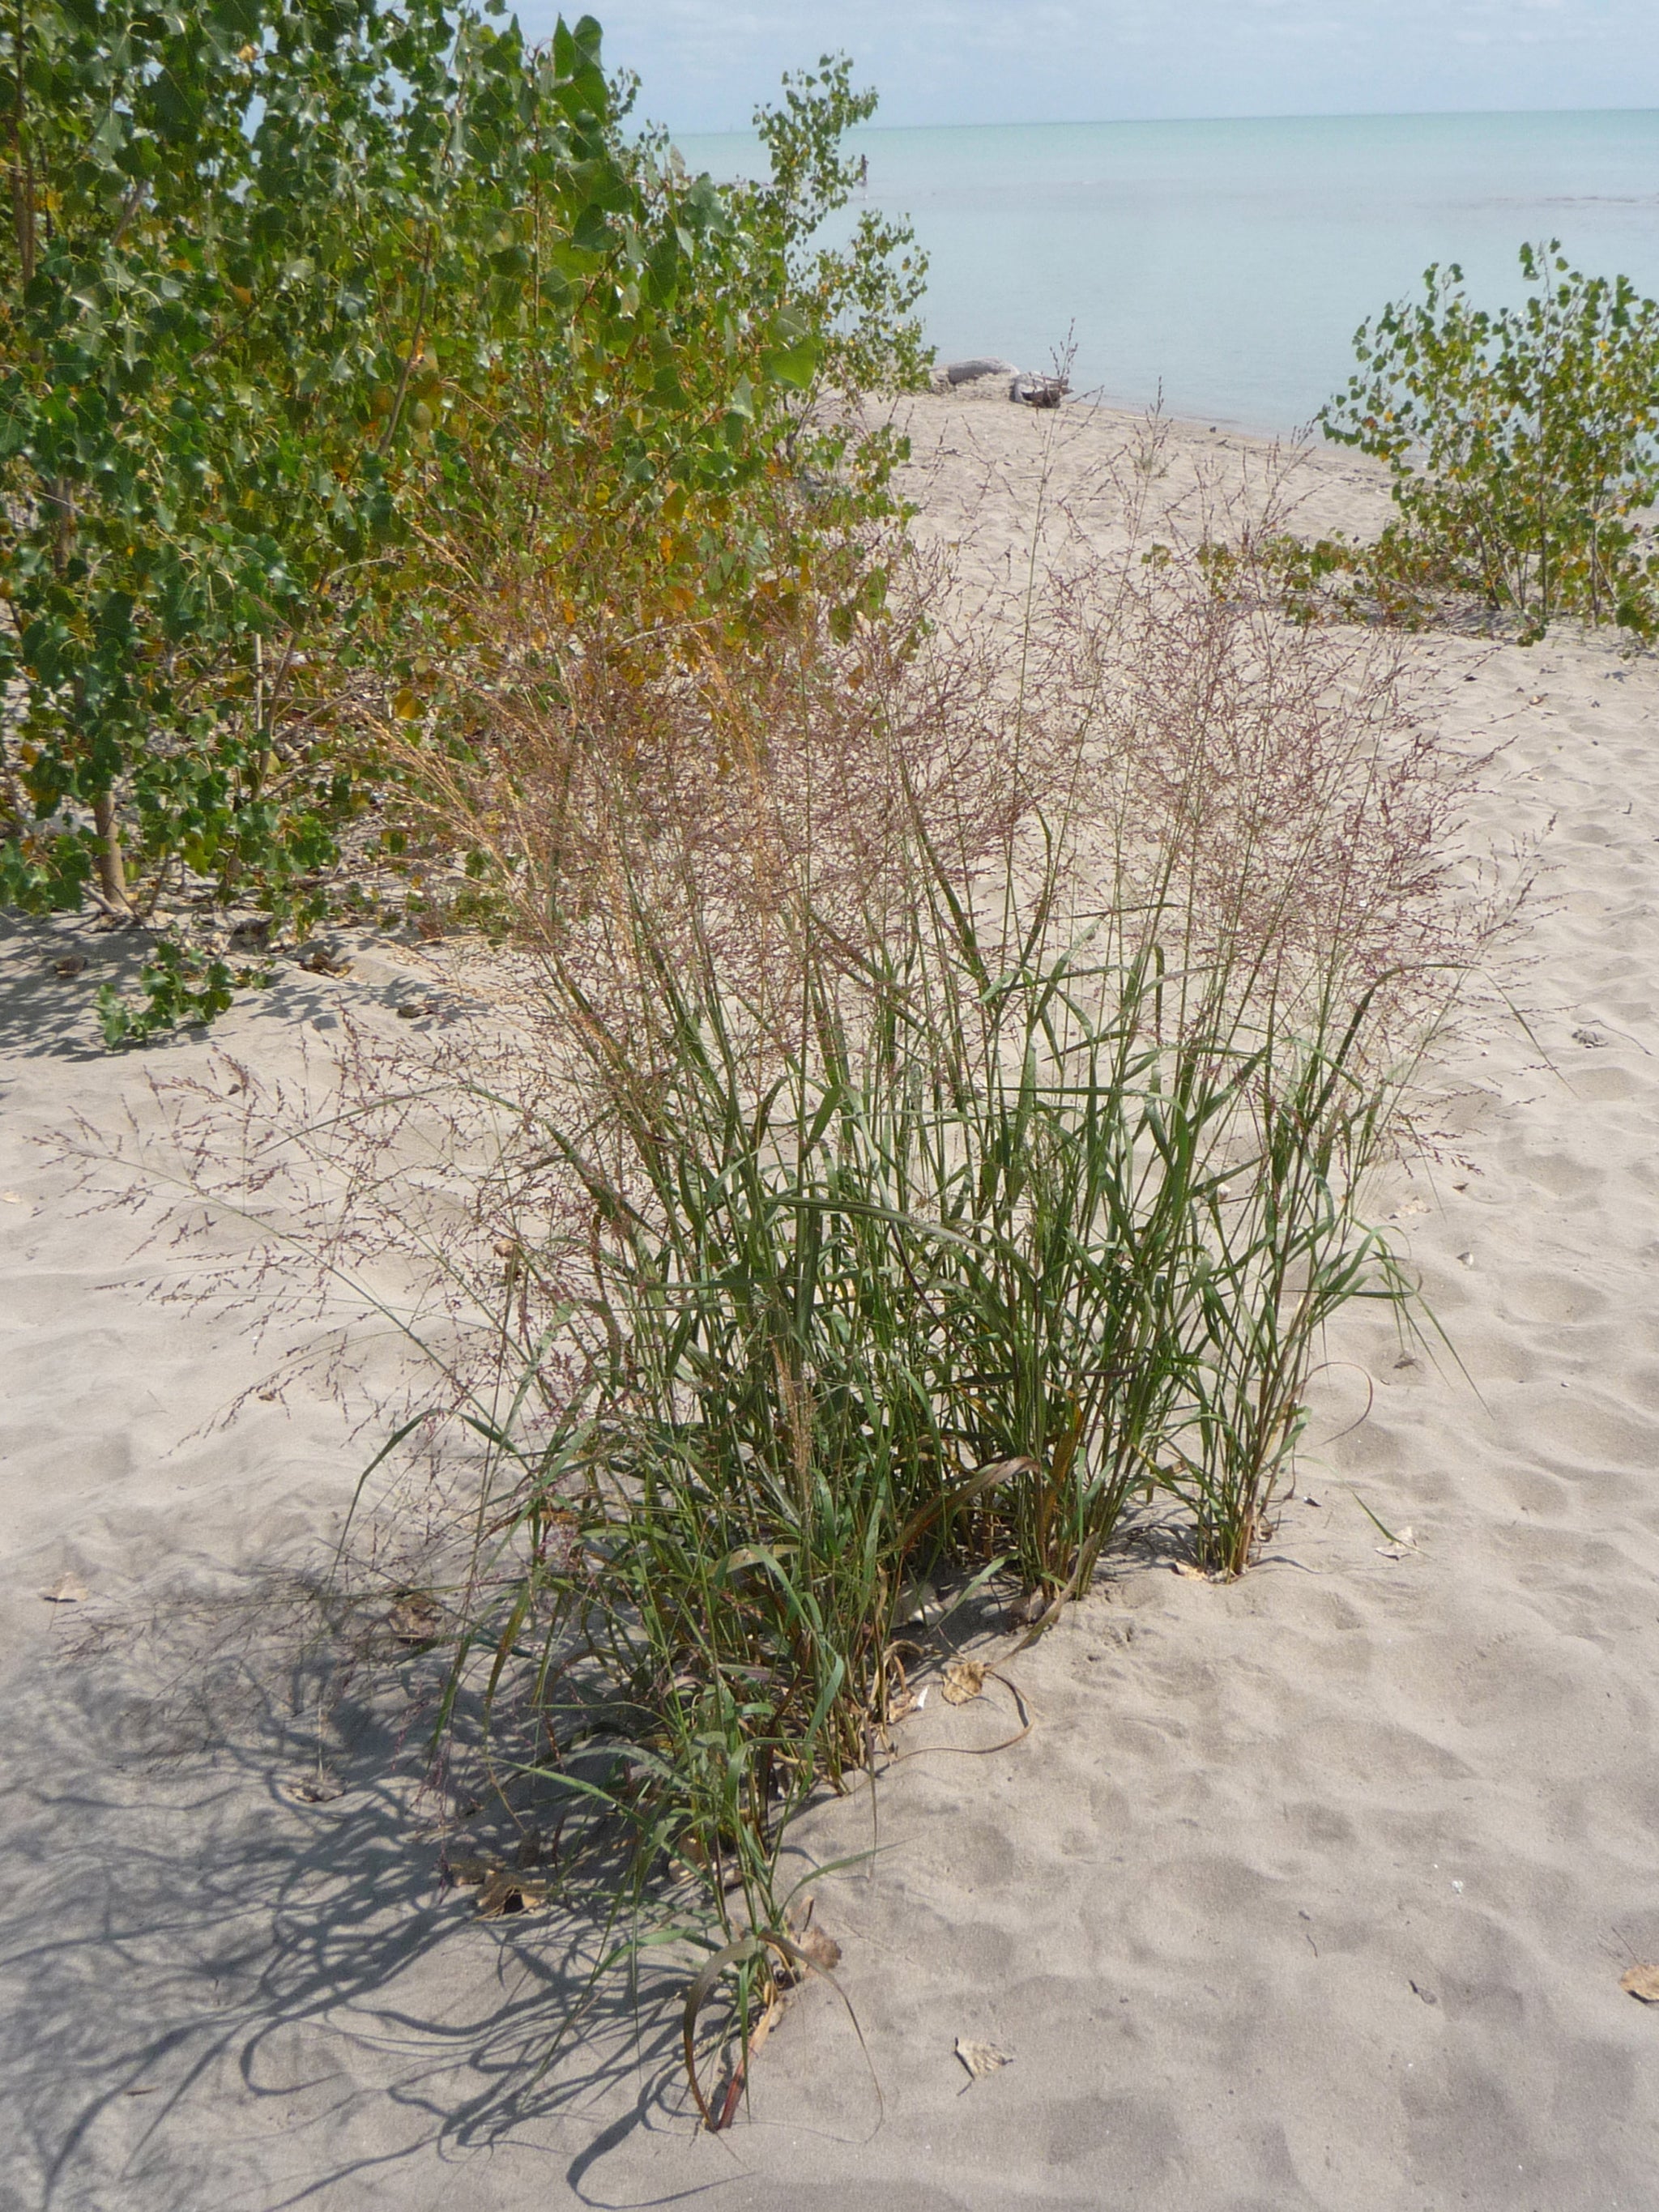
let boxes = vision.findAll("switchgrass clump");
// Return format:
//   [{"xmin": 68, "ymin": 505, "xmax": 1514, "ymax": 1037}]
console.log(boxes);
[
  {"xmin": 389, "ymin": 555, "xmax": 1486, "ymax": 2071},
  {"xmin": 96, "ymin": 497, "xmax": 1503, "ymax": 2113}
]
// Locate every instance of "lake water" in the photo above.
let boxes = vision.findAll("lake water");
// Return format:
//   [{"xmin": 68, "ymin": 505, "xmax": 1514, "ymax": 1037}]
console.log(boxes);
[{"xmin": 672, "ymin": 111, "xmax": 1659, "ymax": 435}]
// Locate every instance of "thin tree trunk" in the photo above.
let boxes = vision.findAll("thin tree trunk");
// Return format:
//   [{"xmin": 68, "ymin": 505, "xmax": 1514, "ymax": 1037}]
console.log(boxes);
[
  {"xmin": 92, "ymin": 788, "xmax": 133, "ymax": 914},
  {"xmin": 9, "ymin": 0, "xmax": 34, "ymax": 290}
]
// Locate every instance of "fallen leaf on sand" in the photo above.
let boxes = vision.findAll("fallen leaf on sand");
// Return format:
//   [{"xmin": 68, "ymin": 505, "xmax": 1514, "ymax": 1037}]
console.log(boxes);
[
  {"xmin": 41, "ymin": 1573, "xmax": 87, "ymax": 1604},
  {"xmin": 940, "ymin": 1659, "xmax": 987, "ymax": 1705},
  {"xmin": 476, "ymin": 1869, "xmax": 552, "ymax": 1918},
  {"xmin": 386, "ymin": 1591, "xmax": 442, "ymax": 1645},
  {"xmin": 1621, "ymin": 1964, "xmax": 1659, "ymax": 2004},
  {"xmin": 795, "ymin": 1925, "xmax": 842, "ymax": 1972},
  {"xmin": 954, "ymin": 2037, "xmax": 1013, "ymax": 2082},
  {"xmin": 287, "ymin": 1771, "xmax": 343, "ymax": 1804}
]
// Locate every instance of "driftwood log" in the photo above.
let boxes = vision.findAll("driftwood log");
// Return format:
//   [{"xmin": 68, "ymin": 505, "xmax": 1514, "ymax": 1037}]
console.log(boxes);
[
  {"xmin": 1011, "ymin": 372, "xmax": 1068, "ymax": 408},
  {"xmin": 934, "ymin": 359, "xmax": 1069, "ymax": 407},
  {"xmin": 938, "ymin": 356, "xmax": 1019, "ymax": 386}
]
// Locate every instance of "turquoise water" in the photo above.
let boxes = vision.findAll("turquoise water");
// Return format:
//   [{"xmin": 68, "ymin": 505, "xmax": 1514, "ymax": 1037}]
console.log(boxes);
[{"xmin": 672, "ymin": 111, "xmax": 1659, "ymax": 434}]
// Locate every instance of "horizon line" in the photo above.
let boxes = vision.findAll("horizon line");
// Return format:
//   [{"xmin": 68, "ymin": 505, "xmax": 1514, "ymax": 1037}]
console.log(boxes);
[{"xmin": 667, "ymin": 101, "xmax": 1659, "ymax": 139}]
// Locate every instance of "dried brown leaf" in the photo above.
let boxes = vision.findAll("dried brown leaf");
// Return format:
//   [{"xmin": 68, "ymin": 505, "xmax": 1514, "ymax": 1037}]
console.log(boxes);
[
  {"xmin": 287, "ymin": 1771, "xmax": 343, "ymax": 1804},
  {"xmin": 954, "ymin": 2036, "xmax": 1013, "ymax": 2082},
  {"xmin": 977, "ymin": 1455, "xmax": 1039, "ymax": 1485},
  {"xmin": 796, "ymin": 1925, "xmax": 842, "ymax": 1973},
  {"xmin": 476, "ymin": 1869, "xmax": 552, "ymax": 1918},
  {"xmin": 386, "ymin": 1591, "xmax": 442, "ymax": 1645},
  {"xmin": 1621, "ymin": 1964, "xmax": 1659, "ymax": 2004},
  {"xmin": 745, "ymin": 1990, "xmax": 783, "ymax": 2058},
  {"xmin": 940, "ymin": 1659, "xmax": 987, "ymax": 1705}
]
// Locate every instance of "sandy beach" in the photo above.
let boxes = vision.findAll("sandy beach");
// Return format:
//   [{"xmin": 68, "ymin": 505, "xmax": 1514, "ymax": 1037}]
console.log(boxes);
[{"xmin": 5, "ymin": 390, "xmax": 1659, "ymax": 2211}]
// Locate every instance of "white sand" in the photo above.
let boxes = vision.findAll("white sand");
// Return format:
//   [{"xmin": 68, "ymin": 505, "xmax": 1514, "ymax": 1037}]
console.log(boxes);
[{"xmin": 6, "ymin": 394, "xmax": 1659, "ymax": 2210}]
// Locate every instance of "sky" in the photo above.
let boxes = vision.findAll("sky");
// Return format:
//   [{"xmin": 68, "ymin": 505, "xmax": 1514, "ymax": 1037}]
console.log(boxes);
[{"xmin": 511, "ymin": 1, "xmax": 1659, "ymax": 133}]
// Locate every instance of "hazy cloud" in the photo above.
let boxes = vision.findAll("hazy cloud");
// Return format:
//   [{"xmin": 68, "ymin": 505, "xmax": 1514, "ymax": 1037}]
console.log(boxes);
[{"xmin": 511, "ymin": 0, "xmax": 1659, "ymax": 131}]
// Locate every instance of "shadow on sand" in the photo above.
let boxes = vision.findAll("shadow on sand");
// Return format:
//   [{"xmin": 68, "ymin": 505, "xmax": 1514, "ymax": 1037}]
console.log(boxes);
[
  {"xmin": 0, "ymin": 1584, "xmax": 727, "ymax": 2212},
  {"xmin": 0, "ymin": 913, "xmax": 454, "ymax": 1064}
]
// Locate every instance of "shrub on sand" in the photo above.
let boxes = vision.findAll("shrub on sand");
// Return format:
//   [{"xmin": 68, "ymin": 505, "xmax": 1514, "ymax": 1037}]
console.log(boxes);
[{"xmin": 1308, "ymin": 242, "xmax": 1659, "ymax": 639}]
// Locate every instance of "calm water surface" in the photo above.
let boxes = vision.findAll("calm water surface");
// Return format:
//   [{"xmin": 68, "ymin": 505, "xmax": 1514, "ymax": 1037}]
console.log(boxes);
[{"xmin": 672, "ymin": 112, "xmax": 1659, "ymax": 433}]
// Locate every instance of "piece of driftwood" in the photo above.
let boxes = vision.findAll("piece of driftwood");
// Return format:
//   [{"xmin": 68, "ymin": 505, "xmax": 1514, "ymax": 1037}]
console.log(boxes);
[
  {"xmin": 940, "ymin": 356, "xmax": 1019, "ymax": 386},
  {"xmin": 1011, "ymin": 372, "xmax": 1068, "ymax": 408}
]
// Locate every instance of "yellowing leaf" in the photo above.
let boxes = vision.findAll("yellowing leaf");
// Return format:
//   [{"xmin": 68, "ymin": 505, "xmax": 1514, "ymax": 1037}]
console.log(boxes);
[{"xmin": 940, "ymin": 1660, "xmax": 986, "ymax": 1705}]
